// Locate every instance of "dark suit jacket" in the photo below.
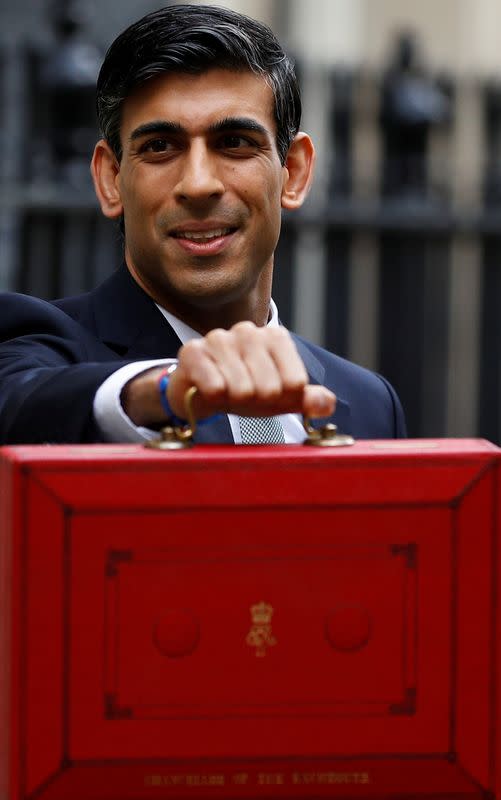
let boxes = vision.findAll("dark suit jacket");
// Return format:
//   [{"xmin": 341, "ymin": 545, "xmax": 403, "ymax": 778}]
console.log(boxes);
[{"xmin": 0, "ymin": 265, "xmax": 406, "ymax": 444}]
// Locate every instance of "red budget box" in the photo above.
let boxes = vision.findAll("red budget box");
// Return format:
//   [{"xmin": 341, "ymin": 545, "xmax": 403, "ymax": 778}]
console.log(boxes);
[{"xmin": 0, "ymin": 439, "xmax": 500, "ymax": 800}]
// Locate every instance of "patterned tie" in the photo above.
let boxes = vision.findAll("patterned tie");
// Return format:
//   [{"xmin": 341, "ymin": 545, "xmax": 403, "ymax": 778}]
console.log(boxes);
[{"xmin": 238, "ymin": 416, "xmax": 285, "ymax": 444}]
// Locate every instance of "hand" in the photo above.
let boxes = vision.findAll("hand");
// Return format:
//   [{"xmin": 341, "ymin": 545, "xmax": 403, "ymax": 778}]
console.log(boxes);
[{"xmin": 167, "ymin": 322, "xmax": 335, "ymax": 421}]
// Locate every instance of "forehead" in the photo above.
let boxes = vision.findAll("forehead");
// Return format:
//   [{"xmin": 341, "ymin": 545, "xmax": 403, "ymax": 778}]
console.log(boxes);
[{"xmin": 120, "ymin": 68, "xmax": 276, "ymax": 137}]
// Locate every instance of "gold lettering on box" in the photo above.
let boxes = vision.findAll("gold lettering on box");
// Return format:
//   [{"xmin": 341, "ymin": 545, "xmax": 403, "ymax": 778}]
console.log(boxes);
[
  {"xmin": 257, "ymin": 773, "xmax": 285, "ymax": 785},
  {"xmin": 292, "ymin": 772, "xmax": 370, "ymax": 785},
  {"xmin": 232, "ymin": 773, "xmax": 249, "ymax": 784},
  {"xmin": 144, "ymin": 774, "xmax": 225, "ymax": 787},
  {"xmin": 246, "ymin": 601, "xmax": 277, "ymax": 657}
]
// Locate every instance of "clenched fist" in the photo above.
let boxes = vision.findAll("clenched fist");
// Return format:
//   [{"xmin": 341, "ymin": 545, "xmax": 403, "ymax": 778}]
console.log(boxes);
[{"xmin": 122, "ymin": 322, "xmax": 336, "ymax": 427}]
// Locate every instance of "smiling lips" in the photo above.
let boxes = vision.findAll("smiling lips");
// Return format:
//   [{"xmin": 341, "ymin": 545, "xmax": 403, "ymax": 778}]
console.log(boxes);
[
  {"xmin": 170, "ymin": 225, "xmax": 237, "ymax": 254},
  {"xmin": 172, "ymin": 227, "xmax": 233, "ymax": 242}
]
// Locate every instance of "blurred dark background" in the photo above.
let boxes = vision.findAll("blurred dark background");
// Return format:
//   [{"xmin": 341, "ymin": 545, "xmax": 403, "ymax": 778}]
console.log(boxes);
[{"xmin": 1, "ymin": 0, "xmax": 501, "ymax": 442}]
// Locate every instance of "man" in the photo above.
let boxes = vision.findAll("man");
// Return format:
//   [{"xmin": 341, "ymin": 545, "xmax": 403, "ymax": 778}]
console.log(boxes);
[{"xmin": 0, "ymin": 5, "xmax": 406, "ymax": 445}]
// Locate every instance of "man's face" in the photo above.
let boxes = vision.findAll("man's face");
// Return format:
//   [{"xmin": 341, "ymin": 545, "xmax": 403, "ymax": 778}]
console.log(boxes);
[{"xmin": 111, "ymin": 69, "xmax": 289, "ymax": 322}]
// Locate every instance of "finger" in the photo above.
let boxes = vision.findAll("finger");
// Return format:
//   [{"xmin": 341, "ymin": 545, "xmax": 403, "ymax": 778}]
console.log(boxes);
[
  {"xmin": 168, "ymin": 339, "xmax": 228, "ymax": 418},
  {"xmin": 302, "ymin": 384, "xmax": 336, "ymax": 419},
  {"xmin": 241, "ymin": 347, "xmax": 283, "ymax": 403},
  {"xmin": 232, "ymin": 324, "xmax": 283, "ymax": 402},
  {"xmin": 232, "ymin": 323, "xmax": 308, "ymax": 408},
  {"xmin": 266, "ymin": 327, "xmax": 309, "ymax": 391},
  {"xmin": 203, "ymin": 328, "xmax": 255, "ymax": 402}
]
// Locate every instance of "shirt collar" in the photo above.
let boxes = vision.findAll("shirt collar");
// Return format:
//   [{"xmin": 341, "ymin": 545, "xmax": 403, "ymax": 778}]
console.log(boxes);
[{"xmin": 155, "ymin": 299, "xmax": 280, "ymax": 344}]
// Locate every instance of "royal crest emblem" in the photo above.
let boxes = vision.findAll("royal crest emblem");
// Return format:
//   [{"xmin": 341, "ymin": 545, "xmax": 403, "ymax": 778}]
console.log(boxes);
[{"xmin": 246, "ymin": 601, "xmax": 277, "ymax": 657}]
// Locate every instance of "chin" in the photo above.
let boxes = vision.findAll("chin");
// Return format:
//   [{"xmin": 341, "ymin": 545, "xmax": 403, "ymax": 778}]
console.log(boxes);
[
  {"xmin": 175, "ymin": 276, "xmax": 252, "ymax": 305},
  {"xmin": 179, "ymin": 290, "xmax": 244, "ymax": 311}
]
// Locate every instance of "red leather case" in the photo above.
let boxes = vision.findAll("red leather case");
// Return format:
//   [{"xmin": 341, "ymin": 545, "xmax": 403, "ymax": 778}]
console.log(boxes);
[{"xmin": 0, "ymin": 439, "xmax": 500, "ymax": 800}]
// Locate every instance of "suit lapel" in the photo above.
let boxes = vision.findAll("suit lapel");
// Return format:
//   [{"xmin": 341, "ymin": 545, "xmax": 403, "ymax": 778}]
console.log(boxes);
[
  {"xmin": 292, "ymin": 334, "xmax": 352, "ymax": 436},
  {"xmin": 90, "ymin": 265, "xmax": 183, "ymax": 359}
]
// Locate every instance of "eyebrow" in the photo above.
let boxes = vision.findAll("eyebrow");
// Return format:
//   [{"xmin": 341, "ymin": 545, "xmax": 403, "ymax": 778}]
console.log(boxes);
[
  {"xmin": 129, "ymin": 120, "xmax": 183, "ymax": 142},
  {"xmin": 208, "ymin": 117, "xmax": 269, "ymax": 137},
  {"xmin": 129, "ymin": 116, "xmax": 270, "ymax": 143}
]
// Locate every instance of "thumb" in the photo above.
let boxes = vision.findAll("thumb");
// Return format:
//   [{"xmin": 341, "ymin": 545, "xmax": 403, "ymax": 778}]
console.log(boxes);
[{"xmin": 302, "ymin": 385, "xmax": 336, "ymax": 419}]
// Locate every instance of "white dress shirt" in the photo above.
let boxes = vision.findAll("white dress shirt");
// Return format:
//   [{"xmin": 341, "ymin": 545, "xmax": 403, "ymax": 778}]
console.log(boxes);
[{"xmin": 93, "ymin": 299, "xmax": 307, "ymax": 444}]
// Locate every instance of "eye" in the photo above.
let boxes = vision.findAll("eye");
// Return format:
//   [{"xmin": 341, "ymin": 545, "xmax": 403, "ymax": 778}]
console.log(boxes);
[
  {"xmin": 138, "ymin": 138, "xmax": 176, "ymax": 156},
  {"xmin": 219, "ymin": 134, "xmax": 256, "ymax": 151}
]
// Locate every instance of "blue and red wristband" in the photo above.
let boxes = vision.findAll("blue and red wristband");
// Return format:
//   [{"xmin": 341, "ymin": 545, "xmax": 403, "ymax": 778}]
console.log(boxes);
[
  {"xmin": 158, "ymin": 369, "xmax": 188, "ymax": 426},
  {"xmin": 157, "ymin": 367, "xmax": 222, "ymax": 427}
]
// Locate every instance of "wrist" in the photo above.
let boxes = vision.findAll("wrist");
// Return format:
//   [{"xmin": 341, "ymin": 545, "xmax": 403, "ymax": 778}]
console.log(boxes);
[
  {"xmin": 157, "ymin": 364, "xmax": 188, "ymax": 426},
  {"xmin": 120, "ymin": 364, "xmax": 175, "ymax": 427}
]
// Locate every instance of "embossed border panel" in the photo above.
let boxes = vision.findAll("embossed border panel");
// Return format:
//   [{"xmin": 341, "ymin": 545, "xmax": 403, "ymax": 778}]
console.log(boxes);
[{"xmin": 0, "ymin": 440, "xmax": 498, "ymax": 800}]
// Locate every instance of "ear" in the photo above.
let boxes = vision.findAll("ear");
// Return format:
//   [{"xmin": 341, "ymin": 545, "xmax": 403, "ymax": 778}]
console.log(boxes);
[
  {"xmin": 90, "ymin": 139, "xmax": 123, "ymax": 219},
  {"xmin": 281, "ymin": 132, "xmax": 316, "ymax": 210}
]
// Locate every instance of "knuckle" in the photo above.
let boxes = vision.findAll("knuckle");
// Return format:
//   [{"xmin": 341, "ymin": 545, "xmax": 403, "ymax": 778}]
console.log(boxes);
[
  {"xmin": 178, "ymin": 339, "xmax": 204, "ymax": 361},
  {"xmin": 205, "ymin": 327, "xmax": 228, "ymax": 346},
  {"xmin": 269, "ymin": 326, "xmax": 290, "ymax": 343},
  {"xmin": 233, "ymin": 321, "xmax": 260, "ymax": 344},
  {"xmin": 233, "ymin": 320, "xmax": 257, "ymax": 334}
]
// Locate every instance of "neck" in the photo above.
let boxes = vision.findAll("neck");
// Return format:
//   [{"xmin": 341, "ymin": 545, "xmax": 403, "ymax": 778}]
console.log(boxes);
[{"xmin": 171, "ymin": 297, "xmax": 271, "ymax": 334}]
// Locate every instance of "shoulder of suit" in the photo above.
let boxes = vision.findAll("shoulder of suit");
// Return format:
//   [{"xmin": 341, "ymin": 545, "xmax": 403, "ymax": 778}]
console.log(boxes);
[
  {"xmin": 291, "ymin": 332, "xmax": 392, "ymax": 395},
  {"xmin": 291, "ymin": 333, "xmax": 372, "ymax": 377},
  {"xmin": 0, "ymin": 290, "xmax": 96, "ymax": 343}
]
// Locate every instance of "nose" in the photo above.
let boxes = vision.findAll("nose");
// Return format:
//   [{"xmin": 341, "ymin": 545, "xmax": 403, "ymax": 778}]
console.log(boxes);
[{"xmin": 173, "ymin": 140, "xmax": 224, "ymax": 202}]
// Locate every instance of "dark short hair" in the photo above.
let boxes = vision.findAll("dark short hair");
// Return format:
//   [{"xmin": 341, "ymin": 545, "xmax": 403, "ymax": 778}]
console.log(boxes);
[{"xmin": 96, "ymin": 4, "xmax": 301, "ymax": 165}]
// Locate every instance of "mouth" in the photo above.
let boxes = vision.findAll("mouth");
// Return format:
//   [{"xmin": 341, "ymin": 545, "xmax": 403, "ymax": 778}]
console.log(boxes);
[
  {"xmin": 169, "ymin": 225, "xmax": 238, "ymax": 255},
  {"xmin": 171, "ymin": 227, "xmax": 235, "ymax": 244}
]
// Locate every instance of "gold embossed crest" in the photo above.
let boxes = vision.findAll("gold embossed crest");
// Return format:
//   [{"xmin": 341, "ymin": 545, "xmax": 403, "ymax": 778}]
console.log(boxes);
[{"xmin": 246, "ymin": 601, "xmax": 277, "ymax": 657}]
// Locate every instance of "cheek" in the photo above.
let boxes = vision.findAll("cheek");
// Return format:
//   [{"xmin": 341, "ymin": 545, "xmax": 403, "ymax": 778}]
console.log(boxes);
[
  {"xmin": 244, "ymin": 171, "xmax": 283, "ymax": 212},
  {"xmin": 260, "ymin": 180, "xmax": 284, "ymax": 223},
  {"xmin": 120, "ymin": 166, "xmax": 162, "ymax": 207}
]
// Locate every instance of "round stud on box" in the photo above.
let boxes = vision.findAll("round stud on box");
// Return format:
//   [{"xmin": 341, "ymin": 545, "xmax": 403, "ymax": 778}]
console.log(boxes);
[
  {"xmin": 325, "ymin": 605, "xmax": 372, "ymax": 652},
  {"xmin": 153, "ymin": 609, "xmax": 200, "ymax": 658},
  {"xmin": 302, "ymin": 418, "xmax": 355, "ymax": 447}
]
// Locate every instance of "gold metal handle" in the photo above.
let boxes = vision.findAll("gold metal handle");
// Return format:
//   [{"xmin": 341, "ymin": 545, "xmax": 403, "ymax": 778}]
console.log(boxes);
[
  {"xmin": 146, "ymin": 389, "xmax": 355, "ymax": 449},
  {"xmin": 145, "ymin": 385, "xmax": 198, "ymax": 450},
  {"xmin": 183, "ymin": 385, "xmax": 198, "ymax": 433},
  {"xmin": 302, "ymin": 416, "xmax": 355, "ymax": 447}
]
